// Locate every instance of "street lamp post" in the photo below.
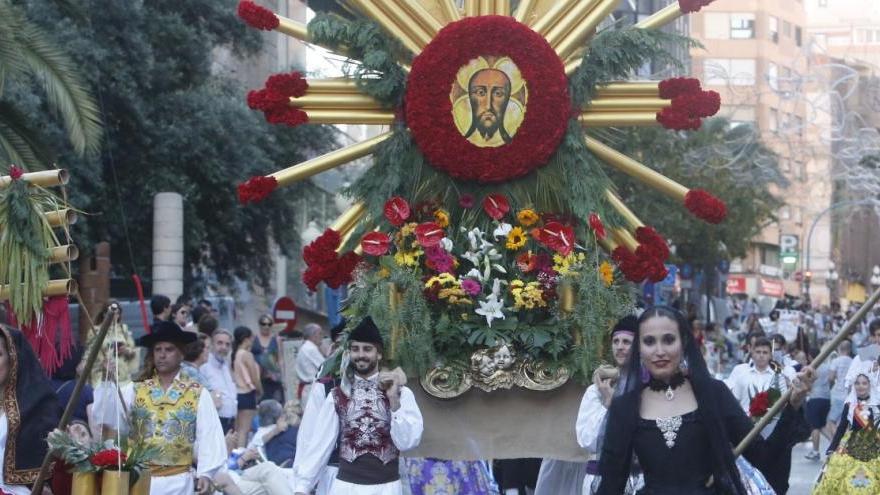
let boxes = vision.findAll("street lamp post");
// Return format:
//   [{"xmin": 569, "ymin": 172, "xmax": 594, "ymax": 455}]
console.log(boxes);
[{"xmin": 826, "ymin": 261, "xmax": 839, "ymax": 303}]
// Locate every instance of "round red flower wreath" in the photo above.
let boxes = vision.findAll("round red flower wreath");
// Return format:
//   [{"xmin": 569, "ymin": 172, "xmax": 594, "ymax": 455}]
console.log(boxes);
[{"xmin": 405, "ymin": 16, "xmax": 570, "ymax": 183}]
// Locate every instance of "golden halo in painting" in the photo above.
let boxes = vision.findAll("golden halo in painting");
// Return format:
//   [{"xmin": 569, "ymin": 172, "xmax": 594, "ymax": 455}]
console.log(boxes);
[{"xmin": 450, "ymin": 56, "xmax": 528, "ymax": 148}]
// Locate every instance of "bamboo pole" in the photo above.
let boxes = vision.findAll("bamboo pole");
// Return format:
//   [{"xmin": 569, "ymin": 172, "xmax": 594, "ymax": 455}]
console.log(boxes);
[
  {"xmin": 729, "ymin": 286, "xmax": 880, "ymax": 460},
  {"xmin": 585, "ymin": 137, "xmax": 689, "ymax": 200},
  {"xmin": 494, "ymin": 0, "xmax": 510, "ymax": 16},
  {"xmin": 513, "ymin": 0, "xmax": 535, "ymax": 23},
  {"xmin": 437, "ymin": 0, "xmax": 462, "ymax": 22},
  {"xmin": 595, "ymin": 81, "xmax": 661, "ymax": 97},
  {"xmin": 597, "ymin": 236, "xmax": 619, "ymax": 253},
  {"xmin": 349, "ymin": 0, "xmax": 424, "ymax": 54},
  {"xmin": 32, "ymin": 304, "xmax": 120, "ymax": 494},
  {"xmin": 0, "ymin": 169, "xmax": 69, "ymax": 189},
  {"xmin": 289, "ymin": 94, "xmax": 384, "ymax": 109},
  {"xmin": 398, "ymin": 0, "xmax": 445, "ymax": 36},
  {"xmin": 556, "ymin": 0, "xmax": 620, "ymax": 61},
  {"xmin": 545, "ymin": 0, "xmax": 600, "ymax": 48},
  {"xmin": 586, "ymin": 98, "xmax": 670, "ymax": 112},
  {"xmin": 530, "ymin": 0, "xmax": 575, "ymax": 35},
  {"xmin": 270, "ymin": 133, "xmax": 391, "ymax": 187},
  {"xmin": 464, "ymin": 0, "xmax": 478, "ymax": 16},
  {"xmin": 479, "ymin": 0, "xmax": 492, "ymax": 15},
  {"xmin": 302, "ymin": 110, "xmax": 396, "ymax": 125},
  {"xmin": 49, "ymin": 244, "xmax": 79, "ymax": 264},
  {"xmin": 45, "ymin": 208, "xmax": 78, "ymax": 228},
  {"xmin": 578, "ymin": 112, "xmax": 660, "ymax": 127},
  {"xmin": 276, "ymin": 16, "xmax": 310, "ymax": 40},
  {"xmin": 604, "ymin": 190, "xmax": 644, "ymax": 230},
  {"xmin": 634, "ymin": 2, "xmax": 683, "ymax": 30},
  {"xmin": 0, "ymin": 278, "xmax": 77, "ymax": 301},
  {"xmin": 330, "ymin": 201, "xmax": 367, "ymax": 237},
  {"xmin": 308, "ymin": 79, "xmax": 359, "ymax": 93}
]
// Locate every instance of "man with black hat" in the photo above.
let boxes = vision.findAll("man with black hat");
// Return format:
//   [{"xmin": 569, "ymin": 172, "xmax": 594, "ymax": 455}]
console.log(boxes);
[
  {"xmin": 574, "ymin": 315, "xmax": 639, "ymax": 495},
  {"xmin": 99, "ymin": 320, "xmax": 227, "ymax": 494},
  {"xmin": 293, "ymin": 316, "xmax": 423, "ymax": 495}
]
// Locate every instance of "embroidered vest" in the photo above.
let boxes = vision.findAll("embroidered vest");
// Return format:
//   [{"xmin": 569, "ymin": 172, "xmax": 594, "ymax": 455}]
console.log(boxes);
[
  {"xmin": 333, "ymin": 378, "xmax": 399, "ymax": 464},
  {"xmin": 131, "ymin": 376, "xmax": 201, "ymax": 467}
]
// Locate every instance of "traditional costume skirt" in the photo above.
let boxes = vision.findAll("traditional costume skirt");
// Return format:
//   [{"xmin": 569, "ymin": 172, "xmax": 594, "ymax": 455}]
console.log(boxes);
[
  {"xmin": 401, "ymin": 458, "xmax": 497, "ymax": 495},
  {"xmin": 812, "ymin": 452, "xmax": 880, "ymax": 494}
]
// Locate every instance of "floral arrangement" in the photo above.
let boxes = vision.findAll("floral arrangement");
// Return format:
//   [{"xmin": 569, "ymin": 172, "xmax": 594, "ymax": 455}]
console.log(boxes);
[
  {"xmin": 344, "ymin": 193, "xmax": 634, "ymax": 381},
  {"xmin": 48, "ymin": 429, "xmax": 160, "ymax": 484},
  {"xmin": 748, "ymin": 381, "xmax": 782, "ymax": 420}
]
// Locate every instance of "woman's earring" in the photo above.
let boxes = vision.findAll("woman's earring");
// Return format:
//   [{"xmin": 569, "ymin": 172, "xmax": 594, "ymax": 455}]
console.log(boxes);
[
  {"xmin": 679, "ymin": 357, "xmax": 689, "ymax": 376},
  {"xmin": 640, "ymin": 362, "xmax": 650, "ymax": 384}
]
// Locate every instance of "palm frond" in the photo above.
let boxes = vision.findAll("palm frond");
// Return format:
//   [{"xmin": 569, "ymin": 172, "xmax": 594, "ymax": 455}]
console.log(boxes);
[
  {"xmin": 0, "ymin": 102, "xmax": 50, "ymax": 169},
  {"xmin": 14, "ymin": 19, "xmax": 103, "ymax": 156}
]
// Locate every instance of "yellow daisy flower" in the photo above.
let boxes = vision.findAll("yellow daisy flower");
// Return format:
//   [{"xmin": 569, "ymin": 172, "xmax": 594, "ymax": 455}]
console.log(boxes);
[
  {"xmin": 433, "ymin": 209, "xmax": 450, "ymax": 228},
  {"xmin": 599, "ymin": 261, "xmax": 614, "ymax": 287},
  {"xmin": 506, "ymin": 226, "xmax": 527, "ymax": 250},
  {"xmin": 517, "ymin": 208, "xmax": 540, "ymax": 227}
]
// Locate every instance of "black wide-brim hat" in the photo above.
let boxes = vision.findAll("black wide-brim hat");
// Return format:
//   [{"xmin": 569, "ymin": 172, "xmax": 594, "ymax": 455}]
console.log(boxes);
[
  {"xmin": 137, "ymin": 320, "xmax": 197, "ymax": 348},
  {"xmin": 348, "ymin": 316, "xmax": 384, "ymax": 348}
]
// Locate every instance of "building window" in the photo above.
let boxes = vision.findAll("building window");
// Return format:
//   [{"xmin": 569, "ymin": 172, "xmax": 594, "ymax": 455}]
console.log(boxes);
[
  {"xmin": 730, "ymin": 13, "xmax": 756, "ymax": 39},
  {"xmin": 769, "ymin": 16, "xmax": 779, "ymax": 43},
  {"xmin": 795, "ymin": 26, "xmax": 803, "ymax": 46},
  {"xmin": 704, "ymin": 58, "xmax": 757, "ymax": 86},
  {"xmin": 856, "ymin": 29, "xmax": 880, "ymax": 44},
  {"xmin": 767, "ymin": 62, "xmax": 779, "ymax": 89}
]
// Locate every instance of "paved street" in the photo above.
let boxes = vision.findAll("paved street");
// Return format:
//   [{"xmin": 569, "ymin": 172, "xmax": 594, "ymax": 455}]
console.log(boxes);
[{"xmin": 788, "ymin": 439, "xmax": 826, "ymax": 495}]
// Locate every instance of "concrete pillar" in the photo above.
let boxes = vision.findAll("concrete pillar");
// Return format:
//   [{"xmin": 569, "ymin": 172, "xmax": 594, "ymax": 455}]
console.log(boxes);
[
  {"xmin": 78, "ymin": 242, "xmax": 111, "ymax": 343},
  {"xmin": 275, "ymin": 253, "xmax": 287, "ymax": 300},
  {"xmin": 152, "ymin": 193, "xmax": 184, "ymax": 300}
]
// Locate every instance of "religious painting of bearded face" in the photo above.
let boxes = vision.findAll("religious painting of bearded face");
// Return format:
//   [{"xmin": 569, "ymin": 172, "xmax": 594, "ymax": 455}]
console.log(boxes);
[{"xmin": 451, "ymin": 56, "xmax": 528, "ymax": 148}]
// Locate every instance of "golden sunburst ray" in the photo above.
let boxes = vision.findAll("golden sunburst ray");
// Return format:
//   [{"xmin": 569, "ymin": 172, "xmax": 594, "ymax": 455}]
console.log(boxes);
[
  {"xmin": 612, "ymin": 227, "xmax": 639, "ymax": 253},
  {"xmin": 635, "ymin": 2, "xmax": 687, "ymax": 30},
  {"xmin": 269, "ymin": 133, "xmax": 392, "ymax": 188},
  {"xmin": 585, "ymin": 137, "xmax": 692, "ymax": 203},
  {"xmin": 347, "ymin": 0, "xmax": 428, "ymax": 53},
  {"xmin": 331, "ymin": 201, "xmax": 368, "ymax": 254},
  {"xmin": 604, "ymin": 189, "xmax": 645, "ymax": 231}
]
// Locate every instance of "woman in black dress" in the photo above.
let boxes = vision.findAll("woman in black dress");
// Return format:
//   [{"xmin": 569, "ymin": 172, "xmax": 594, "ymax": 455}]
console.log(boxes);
[{"xmin": 596, "ymin": 306, "xmax": 814, "ymax": 495}]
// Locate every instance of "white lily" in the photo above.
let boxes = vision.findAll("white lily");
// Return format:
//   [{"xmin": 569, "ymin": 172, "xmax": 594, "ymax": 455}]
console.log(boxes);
[
  {"xmin": 440, "ymin": 237, "xmax": 454, "ymax": 252},
  {"xmin": 475, "ymin": 293, "xmax": 505, "ymax": 327},
  {"xmin": 493, "ymin": 222, "xmax": 512, "ymax": 239},
  {"xmin": 465, "ymin": 268, "xmax": 484, "ymax": 282}
]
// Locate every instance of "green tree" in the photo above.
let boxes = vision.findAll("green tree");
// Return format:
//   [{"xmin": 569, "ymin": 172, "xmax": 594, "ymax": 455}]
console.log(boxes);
[
  {"xmin": 0, "ymin": 0, "xmax": 102, "ymax": 168},
  {"xmin": 15, "ymin": 0, "xmax": 336, "ymax": 290},
  {"xmin": 605, "ymin": 119, "xmax": 786, "ymax": 292}
]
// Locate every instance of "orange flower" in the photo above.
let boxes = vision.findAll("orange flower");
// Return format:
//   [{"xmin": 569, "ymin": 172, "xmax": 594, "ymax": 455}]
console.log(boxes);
[
  {"xmin": 433, "ymin": 209, "xmax": 450, "ymax": 228},
  {"xmin": 517, "ymin": 209, "xmax": 539, "ymax": 227},
  {"xmin": 599, "ymin": 261, "xmax": 614, "ymax": 287}
]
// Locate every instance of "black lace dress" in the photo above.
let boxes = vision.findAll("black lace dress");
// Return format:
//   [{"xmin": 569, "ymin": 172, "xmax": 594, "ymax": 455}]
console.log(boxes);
[{"xmin": 596, "ymin": 379, "xmax": 810, "ymax": 495}]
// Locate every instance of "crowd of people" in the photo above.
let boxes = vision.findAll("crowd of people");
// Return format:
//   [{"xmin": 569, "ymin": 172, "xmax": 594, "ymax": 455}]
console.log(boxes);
[{"xmin": 0, "ymin": 292, "xmax": 877, "ymax": 494}]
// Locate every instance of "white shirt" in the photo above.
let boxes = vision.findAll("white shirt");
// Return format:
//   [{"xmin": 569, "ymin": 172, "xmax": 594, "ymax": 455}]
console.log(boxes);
[
  {"xmin": 295, "ymin": 340, "xmax": 326, "ymax": 384},
  {"xmin": 0, "ymin": 415, "xmax": 29, "ymax": 495},
  {"xmin": 292, "ymin": 381, "xmax": 334, "ymax": 486},
  {"xmin": 575, "ymin": 384, "xmax": 608, "ymax": 456},
  {"xmin": 725, "ymin": 363, "xmax": 793, "ymax": 437},
  {"xmin": 292, "ymin": 375, "xmax": 424, "ymax": 493},
  {"xmin": 200, "ymin": 352, "xmax": 238, "ymax": 418}
]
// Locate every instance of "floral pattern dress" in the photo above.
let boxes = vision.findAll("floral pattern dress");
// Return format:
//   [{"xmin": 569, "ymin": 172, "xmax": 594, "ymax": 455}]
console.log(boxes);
[{"xmin": 401, "ymin": 458, "xmax": 498, "ymax": 495}]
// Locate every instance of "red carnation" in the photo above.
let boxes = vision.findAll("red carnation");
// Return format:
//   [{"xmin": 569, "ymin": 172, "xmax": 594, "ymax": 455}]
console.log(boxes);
[
  {"xmin": 237, "ymin": 175, "xmax": 278, "ymax": 204},
  {"xmin": 247, "ymin": 72, "xmax": 310, "ymax": 128},
  {"xmin": 384, "ymin": 197, "xmax": 411, "ymax": 227},
  {"xmin": 673, "ymin": 91, "xmax": 721, "ymax": 118},
  {"xmin": 90, "ymin": 448, "xmax": 126, "ymax": 469},
  {"xmin": 749, "ymin": 391, "xmax": 770, "ymax": 418},
  {"xmin": 8, "ymin": 165, "xmax": 24, "ymax": 180},
  {"xmin": 657, "ymin": 108, "xmax": 701, "ymax": 130},
  {"xmin": 237, "ymin": 1, "xmax": 279, "ymax": 30},
  {"xmin": 588, "ymin": 213, "xmax": 606, "ymax": 241},
  {"xmin": 264, "ymin": 106, "xmax": 308, "ymax": 127},
  {"xmin": 679, "ymin": 0, "xmax": 715, "ymax": 14},
  {"xmin": 482, "ymin": 194, "xmax": 510, "ymax": 220},
  {"xmin": 414, "ymin": 222, "xmax": 445, "ymax": 248},
  {"xmin": 361, "ymin": 232, "xmax": 391, "ymax": 256},
  {"xmin": 612, "ymin": 247, "xmax": 647, "ymax": 283},
  {"xmin": 658, "ymin": 77, "xmax": 702, "ymax": 99},
  {"xmin": 265, "ymin": 72, "xmax": 308, "ymax": 98},
  {"xmin": 538, "ymin": 222, "xmax": 575, "ymax": 256},
  {"xmin": 685, "ymin": 189, "xmax": 728, "ymax": 224},
  {"xmin": 635, "ymin": 226, "xmax": 670, "ymax": 261},
  {"xmin": 302, "ymin": 229, "xmax": 361, "ymax": 290},
  {"xmin": 246, "ymin": 89, "xmax": 287, "ymax": 111}
]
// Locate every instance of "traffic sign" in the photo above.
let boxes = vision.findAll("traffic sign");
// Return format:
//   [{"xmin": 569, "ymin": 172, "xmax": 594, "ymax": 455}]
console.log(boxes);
[{"xmin": 272, "ymin": 296, "xmax": 297, "ymax": 333}]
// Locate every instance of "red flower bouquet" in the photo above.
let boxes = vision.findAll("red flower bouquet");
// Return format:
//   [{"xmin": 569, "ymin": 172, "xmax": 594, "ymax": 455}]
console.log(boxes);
[
  {"xmin": 302, "ymin": 229, "xmax": 361, "ymax": 290},
  {"xmin": 237, "ymin": 175, "xmax": 278, "ymax": 204},
  {"xmin": 679, "ymin": 0, "xmax": 715, "ymax": 14},
  {"xmin": 237, "ymin": 1, "xmax": 279, "ymax": 30},
  {"xmin": 90, "ymin": 449, "xmax": 127, "ymax": 470},
  {"xmin": 684, "ymin": 189, "xmax": 728, "ymax": 224},
  {"xmin": 246, "ymin": 72, "xmax": 309, "ymax": 127}
]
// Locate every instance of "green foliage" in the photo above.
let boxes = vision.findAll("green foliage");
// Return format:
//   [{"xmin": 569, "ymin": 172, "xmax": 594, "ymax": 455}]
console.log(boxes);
[
  {"xmin": 604, "ymin": 118, "xmax": 785, "ymax": 268},
  {"xmin": 0, "ymin": 0, "xmax": 102, "ymax": 168},
  {"xmin": 0, "ymin": 179, "xmax": 61, "ymax": 324},
  {"xmin": 14, "ymin": 0, "xmax": 336, "ymax": 290},
  {"xmin": 308, "ymin": 12, "xmax": 408, "ymax": 107},
  {"xmin": 569, "ymin": 27, "xmax": 695, "ymax": 108}
]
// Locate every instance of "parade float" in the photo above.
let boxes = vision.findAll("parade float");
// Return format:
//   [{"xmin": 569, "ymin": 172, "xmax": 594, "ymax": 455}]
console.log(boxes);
[{"xmin": 236, "ymin": 0, "xmax": 725, "ymax": 460}]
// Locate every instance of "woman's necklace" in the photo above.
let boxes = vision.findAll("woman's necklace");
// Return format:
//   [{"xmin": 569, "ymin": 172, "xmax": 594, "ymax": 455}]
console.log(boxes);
[{"xmin": 647, "ymin": 372, "xmax": 686, "ymax": 401}]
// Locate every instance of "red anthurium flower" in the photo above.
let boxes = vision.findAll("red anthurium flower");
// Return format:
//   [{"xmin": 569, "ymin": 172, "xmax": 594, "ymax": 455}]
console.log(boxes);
[
  {"xmin": 361, "ymin": 232, "xmax": 391, "ymax": 256},
  {"xmin": 539, "ymin": 222, "xmax": 575, "ymax": 256},
  {"xmin": 414, "ymin": 222, "xmax": 445, "ymax": 248},
  {"xmin": 516, "ymin": 252, "xmax": 537, "ymax": 273},
  {"xmin": 588, "ymin": 213, "xmax": 606, "ymax": 240},
  {"xmin": 383, "ymin": 197, "xmax": 411, "ymax": 227},
  {"xmin": 482, "ymin": 194, "xmax": 510, "ymax": 220}
]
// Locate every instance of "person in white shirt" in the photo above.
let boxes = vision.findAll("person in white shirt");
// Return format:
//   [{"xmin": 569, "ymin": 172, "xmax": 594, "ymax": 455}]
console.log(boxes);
[
  {"xmin": 573, "ymin": 315, "xmax": 638, "ymax": 495},
  {"xmin": 295, "ymin": 323, "xmax": 327, "ymax": 405},
  {"xmin": 200, "ymin": 329, "xmax": 238, "ymax": 432},
  {"xmin": 825, "ymin": 339, "xmax": 854, "ymax": 438},
  {"xmin": 294, "ymin": 317, "xmax": 423, "ymax": 495}
]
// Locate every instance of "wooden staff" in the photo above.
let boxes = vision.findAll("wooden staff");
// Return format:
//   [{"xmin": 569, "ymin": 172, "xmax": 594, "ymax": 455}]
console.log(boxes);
[
  {"xmin": 732, "ymin": 286, "xmax": 880, "ymax": 457},
  {"xmin": 32, "ymin": 304, "xmax": 120, "ymax": 493}
]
